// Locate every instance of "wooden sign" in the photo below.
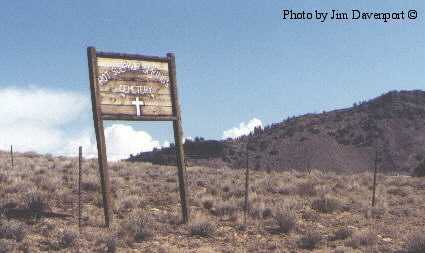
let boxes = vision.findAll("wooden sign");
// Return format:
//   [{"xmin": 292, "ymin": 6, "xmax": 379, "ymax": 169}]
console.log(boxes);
[
  {"xmin": 96, "ymin": 56, "xmax": 174, "ymax": 119},
  {"xmin": 87, "ymin": 47, "xmax": 189, "ymax": 227}
]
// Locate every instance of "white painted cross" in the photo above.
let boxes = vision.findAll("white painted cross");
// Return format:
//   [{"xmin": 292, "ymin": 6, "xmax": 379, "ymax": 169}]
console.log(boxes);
[{"xmin": 131, "ymin": 97, "xmax": 144, "ymax": 116}]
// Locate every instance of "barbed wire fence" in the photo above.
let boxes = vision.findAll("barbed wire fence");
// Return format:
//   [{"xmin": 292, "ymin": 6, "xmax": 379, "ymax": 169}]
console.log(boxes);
[{"xmin": 3, "ymin": 137, "xmax": 404, "ymax": 230}]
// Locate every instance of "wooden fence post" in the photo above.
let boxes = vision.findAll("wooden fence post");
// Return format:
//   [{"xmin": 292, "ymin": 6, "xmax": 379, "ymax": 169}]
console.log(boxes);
[
  {"xmin": 244, "ymin": 142, "xmax": 250, "ymax": 225},
  {"xmin": 78, "ymin": 146, "xmax": 82, "ymax": 231},
  {"xmin": 371, "ymin": 145, "xmax": 379, "ymax": 207},
  {"xmin": 10, "ymin": 145, "xmax": 14, "ymax": 170}
]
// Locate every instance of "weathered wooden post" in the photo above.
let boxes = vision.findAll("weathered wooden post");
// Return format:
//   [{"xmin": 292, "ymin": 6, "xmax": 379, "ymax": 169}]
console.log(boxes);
[
  {"xmin": 78, "ymin": 146, "xmax": 82, "ymax": 231},
  {"xmin": 371, "ymin": 145, "xmax": 379, "ymax": 207},
  {"xmin": 244, "ymin": 142, "xmax": 250, "ymax": 225},
  {"xmin": 168, "ymin": 53, "xmax": 189, "ymax": 223},
  {"xmin": 10, "ymin": 145, "xmax": 14, "ymax": 170},
  {"xmin": 87, "ymin": 47, "xmax": 113, "ymax": 227}
]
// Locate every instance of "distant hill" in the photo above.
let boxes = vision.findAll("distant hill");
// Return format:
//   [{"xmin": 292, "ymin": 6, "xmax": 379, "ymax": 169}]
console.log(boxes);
[{"xmin": 129, "ymin": 90, "xmax": 425, "ymax": 174}]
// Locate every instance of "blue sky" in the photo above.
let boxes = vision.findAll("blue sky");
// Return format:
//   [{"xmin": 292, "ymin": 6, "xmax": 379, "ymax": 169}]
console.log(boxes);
[{"xmin": 0, "ymin": 1, "xmax": 424, "ymax": 158}]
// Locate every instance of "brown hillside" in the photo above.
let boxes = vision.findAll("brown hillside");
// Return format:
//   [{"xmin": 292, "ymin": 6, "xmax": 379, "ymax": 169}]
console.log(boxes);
[{"xmin": 132, "ymin": 90, "xmax": 425, "ymax": 174}]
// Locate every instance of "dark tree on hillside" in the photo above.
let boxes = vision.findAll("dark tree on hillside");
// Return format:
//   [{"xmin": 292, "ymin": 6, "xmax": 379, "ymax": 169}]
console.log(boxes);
[
  {"xmin": 254, "ymin": 126, "xmax": 262, "ymax": 136},
  {"xmin": 194, "ymin": 137, "xmax": 205, "ymax": 142}
]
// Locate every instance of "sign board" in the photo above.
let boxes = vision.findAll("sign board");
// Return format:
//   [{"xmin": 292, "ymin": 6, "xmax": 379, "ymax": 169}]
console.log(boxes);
[
  {"xmin": 96, "ymin": 56, "xmax": 174, "ymax": 118},
  {"xmin": 87, "ymin": 47, "xmax": 189, "ymax": 227}
]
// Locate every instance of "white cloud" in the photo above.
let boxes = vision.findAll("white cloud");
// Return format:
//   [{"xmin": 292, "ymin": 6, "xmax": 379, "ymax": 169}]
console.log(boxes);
[
  {"xmin": 0, "ymin": 86, "xmax": 88, "ymax": 153},
  {"xmin": 0, "ymin": 86, "xmax": 87, "ymax": 126},
  {"xmin": 183, "ymin": 136, "xmax": 193, "ymax": 144},
  {"xmin": 61, "ymin": 129, "xmax": 97, "ymax": 158},
  {"xmin": 0, "ymin": 86, "xmax": 162, "ymax": 161},
  {"xmin": 61, "ymin": 124, "xmax": 162, "ymax": 161},
  {"xmin": 103, "ymin": 124, "xmax": 161, "ymax": 161},
  {"xmin": 162, "ymin": 141, "xmax": 171, "ymax": 148},
  {"xmin": 222, "ymin": 118, "xmax": 262, "ymax": 139},
  {"xmin": 0, "ymin": 124, "xmax": 63, "ymax": 154}
]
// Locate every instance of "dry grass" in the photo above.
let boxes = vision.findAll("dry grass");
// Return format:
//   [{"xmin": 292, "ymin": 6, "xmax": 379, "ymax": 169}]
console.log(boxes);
[
  {"xmin": 0, "ymin": 150, "xmax": 423, "ymax": 252},
  {"xmin": 297, "ymin": 229, "xmax": 322, "ymax": 250},
  {"xmin": 189, "ymin": 219, "xmax": 216, "ymax": 237},
  {"xmin": 273, "ymin": 208, "xmax": 296, "ymax": 234},
  {"xmin": 0, "ymin": 220, "xmax": 26, "ymax": 242},
  {"xmin": 404, "ymin": 233, "xmax": 425, "ymax": 253}
]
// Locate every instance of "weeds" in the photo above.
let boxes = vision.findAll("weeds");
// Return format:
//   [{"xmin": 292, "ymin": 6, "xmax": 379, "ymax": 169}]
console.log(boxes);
[
  {"xmin": 346, "ymin": 231, "xmax": 377, "ymax": 249},
  {"xmin": 273, "ymin": 209, "xmax": 296, "ymax": 234},
  {"xmin": 213, "ymin": 201, "xmax": 238, "ymax": 217},
  {"xmin": 0, "ymin": 239, "xmax": 15, "ymax": 253},
  {"xmin": 297, "ymin": 230, "xmax": 322, "ymax": 250},
  {"xmin": 190, "ymin": 220, "xmax": 216, "ymax": 237},
  {"xmin": 81, "ymin": 177, "xmax": 100, "ymax": 192},
  {"xmin": 202, "ymin": 199, "xmax": 214, "ymax": 210},
  {"xmin": 296, "ymin": 182, "xmax": 317, "ymax": 196},
  {"xmin": 96, "ymin": 233, "xmax": 117, "ymax": 253},
  {"xmin": 311, "ymin": 195, "xmax": 341, "ymax": 213},
  {"xmin": 0, "ymin": 220, "xmax": 26, "ymax": 242},
  {"xmin": 404, "ymin": 233, "xmax": 425, "ymax": 253},
  {"xmin": 120, "ymin": 213, "xmax": 153, "ymax": 244},
  {"xmin": 331, "ymin": 227, "xmax": 352, "ymax": 241},
  {"xmin": 23, "ymin": 190, "xmax": 49, "ymax": 212},
  {"xmin": 0, "ymin": 152, "xmax": 423, "ymax": 252},
  {"xmin": 59, "ymin": 229, "xmax": 78, "ymax": 248}
]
